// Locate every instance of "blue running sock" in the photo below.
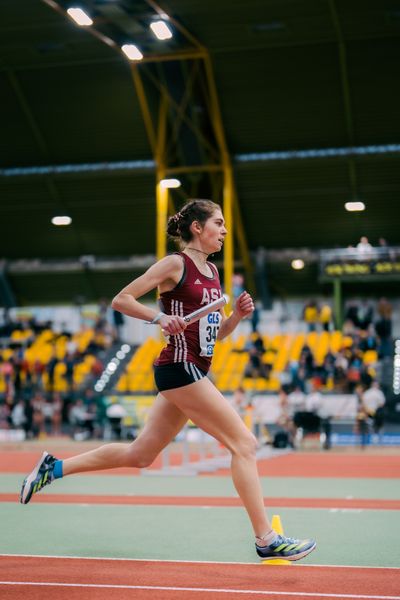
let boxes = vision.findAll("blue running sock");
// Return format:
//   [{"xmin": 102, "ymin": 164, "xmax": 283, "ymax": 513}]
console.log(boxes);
[{"xmin": 53, "ymin": 460, "xmax": 63, "ymax": 479}]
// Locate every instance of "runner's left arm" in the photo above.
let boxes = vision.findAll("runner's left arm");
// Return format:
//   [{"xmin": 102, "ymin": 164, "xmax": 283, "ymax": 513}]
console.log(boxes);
[{"xmin": 217, "ymin": 291, "xmax": 254, "ymax": 340}]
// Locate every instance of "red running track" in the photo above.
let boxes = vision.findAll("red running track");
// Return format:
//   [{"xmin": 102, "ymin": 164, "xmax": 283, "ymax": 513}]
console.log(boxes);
[
  {"xmin": 1, "ymin": 492, "xmax": 398, "ymax": 510},
  {"xmin": 2, "ymin": 451, "xmax": 400, "ymax": 478},
  {"xmin": 0, "ymin": 556, "xmax": 399, "ymax": 600}
]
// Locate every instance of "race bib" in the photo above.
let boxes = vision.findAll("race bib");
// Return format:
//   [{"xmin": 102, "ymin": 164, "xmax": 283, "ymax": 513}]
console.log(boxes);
[{"xmin": 199, "ymin": 311, "xmax": 222, "ymax": 357}]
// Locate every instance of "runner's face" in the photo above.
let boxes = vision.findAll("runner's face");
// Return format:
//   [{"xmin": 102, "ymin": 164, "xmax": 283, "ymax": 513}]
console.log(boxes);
[{"xmin": 200, "ymin": 209, "xmax": 227, "ymax": 253}]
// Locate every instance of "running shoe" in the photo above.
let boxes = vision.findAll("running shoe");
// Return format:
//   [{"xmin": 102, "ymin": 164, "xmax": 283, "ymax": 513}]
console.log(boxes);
[
  {"xmin": 20, "ymin": 451, "xmax": 58, "ymax": 505},
  {"xmin": 256, "ymin": 534, "xmax": 316, "ymax": 562}
]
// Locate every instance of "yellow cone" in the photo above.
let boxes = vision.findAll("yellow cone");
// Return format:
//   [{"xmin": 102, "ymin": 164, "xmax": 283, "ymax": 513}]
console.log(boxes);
[{"xmin": 261, "ymin": 514, "xmax": 291, "ymax": 566}]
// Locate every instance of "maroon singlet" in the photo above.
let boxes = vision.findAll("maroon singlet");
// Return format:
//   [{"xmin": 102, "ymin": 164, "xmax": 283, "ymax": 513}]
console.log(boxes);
[{"xmin": 154, "ymin": 252, "xmax": 223, "ymax": 373}]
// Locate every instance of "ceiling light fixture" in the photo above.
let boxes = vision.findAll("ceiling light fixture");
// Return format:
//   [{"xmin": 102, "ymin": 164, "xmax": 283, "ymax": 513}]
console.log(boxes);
[
  {"xmin": 51, "ymin": 216, "xmax": 72, "ymax": 226},
  {"xmin": 345, "ymin": 201, "xmax": 366, "ymax": 212},
  {"xmin": 160, "ymin": 178, "xmax": 181, "ymax": 188},
  {"xmin": 150, "ymin": 20, "xmax": 173, "ymax": 40},
  {"xmin": 121, "ymin": 44, "xmax": 143, "ymax": 61},
  {"xmin": 291, "ymin": 259, "xmax": 305, "ymax": 270},
  {"xmin": 67, "ymin": 8, "xmax": 93, "ymax": 26}
]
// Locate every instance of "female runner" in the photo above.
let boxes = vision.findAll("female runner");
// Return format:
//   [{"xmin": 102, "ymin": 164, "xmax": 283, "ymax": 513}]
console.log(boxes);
[{"xmin": 20, "ymin": 199, "xmax": 316, "ymax": 562}]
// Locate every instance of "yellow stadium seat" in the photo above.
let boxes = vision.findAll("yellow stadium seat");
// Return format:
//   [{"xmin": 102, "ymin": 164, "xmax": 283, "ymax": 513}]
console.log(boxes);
[
  {"xmin": 315, "ymin": 331, "xmax": 330, "ymax": 366},
  {"xmin": 288, "ymin": 333, "xmax": 305, "ymax": 362},
  {"xmin": 342, "ymin": 335, "xmax": 354, "ymax": 348},
  {"xmin": 363, "ymin": 350, "xmax": 378, "ymax": 365},
  {"xmin": 329, "ymin": 331, "xmax": 343, "ymax": 353}
]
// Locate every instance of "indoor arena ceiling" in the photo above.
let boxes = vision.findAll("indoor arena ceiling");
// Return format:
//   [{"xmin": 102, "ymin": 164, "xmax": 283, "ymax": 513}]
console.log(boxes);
[{"xmin": 1, "ymin": 0, "xmax": 400, "ymax": 302}]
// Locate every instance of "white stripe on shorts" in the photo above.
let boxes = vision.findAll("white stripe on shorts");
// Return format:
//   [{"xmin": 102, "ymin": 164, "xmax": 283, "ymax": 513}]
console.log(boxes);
[
  {"xmin": 193, "ymin": 364, "xmax": 203, "ymax": 380},
  {"xmin": 188, "ymin": 362, "xmax": 200, "ymax": 382}
]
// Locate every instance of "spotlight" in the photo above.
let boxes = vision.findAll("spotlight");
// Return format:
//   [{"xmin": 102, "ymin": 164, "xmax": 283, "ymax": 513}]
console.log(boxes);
[
  {"xmin": 67, "ymin": 8, "xmax": 93, "ymax": 26},
  {"xmin": 51, "ymin": 216, "xmax": 72, "ymax": 226},
  {"xmin": 345, "ymin": 201, "xmax": 366, "ymax": 212},
  {"xmin": 291, "ymin": 259, "xmax": 305, "ymax": 270},
  {"xmin": 160, "ymin": 178, "xmax": 181, "ymax": 189},
  {"xmin": 121, "ymin": 44, "xmax": 143, "ymax": 61},
  {"xmin": 150, "ymin": 20, "xmax": 173, "ymax": 40}
]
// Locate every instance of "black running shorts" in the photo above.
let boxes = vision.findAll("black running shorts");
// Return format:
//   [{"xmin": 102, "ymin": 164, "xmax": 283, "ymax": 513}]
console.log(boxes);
[{"xmin": 154, "ymin": 362, "xmax": 207, "ymax": 392}]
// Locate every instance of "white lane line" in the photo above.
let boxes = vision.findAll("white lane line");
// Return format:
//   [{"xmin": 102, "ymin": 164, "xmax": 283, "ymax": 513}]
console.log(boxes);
[
  {"xmin": 0, "ymin": 582, "xmax": 399, "ymax": 600},
  {"xmin": 0, "ymin": 553, "xmax": 399, "ymax": 571}
]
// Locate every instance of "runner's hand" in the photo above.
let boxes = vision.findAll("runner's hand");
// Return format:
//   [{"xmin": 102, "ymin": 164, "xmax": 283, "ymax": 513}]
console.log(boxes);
[
  {"xmin": 234, "ymin": 291, "xmax": 254, "ymax": 318},
  {"xmin": 159, "ymin": 314, "xmax": 187, "ymax": 335}
]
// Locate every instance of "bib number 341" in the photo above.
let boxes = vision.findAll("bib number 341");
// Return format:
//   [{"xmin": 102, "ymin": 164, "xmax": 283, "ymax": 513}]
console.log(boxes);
[{"xmin": 199, "ymin": 312, "xmax": 221, "ymax": 357}]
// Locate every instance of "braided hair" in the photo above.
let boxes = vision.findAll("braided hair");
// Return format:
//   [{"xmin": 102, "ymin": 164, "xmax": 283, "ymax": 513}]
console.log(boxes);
[{"xmin": 167, "ymin": 199, "xmax": 220, "ymax": 242}]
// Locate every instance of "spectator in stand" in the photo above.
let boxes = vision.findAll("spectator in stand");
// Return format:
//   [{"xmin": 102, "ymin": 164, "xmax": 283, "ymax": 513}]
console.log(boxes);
[
  {"xmin": 232, "ymin": 385, "xmax": 247, "ymax": 417},
  {"xmin": 359, "ymin": 325, "xmax": 378, "ymax": 353},
  {"xmin": 94, "ymin": 391, "xmax": 108, "ymax": 439},
  {"xmin": 46, "ymin": 349, "xmax": 58, "ymax": 393},
  {"xmin": 303, "ymin": 300, "xmax": 318, "ymax": 332},
  {"xmin": 69, "ymin": 399, "xmax": 91, "ymax": 439},
  {"xmin": 318, "ymin": 303, "xmax": 332, "ymax": 332},
  {"xmin": 23, "ymin": 398, "xmax": 34, "ymax": 439},
  {"xmin": 91, "ymin": 356, "xmax": 104, "ymax": 379},
  {"xmin": 66, "ymin": 336, "xmax": 78, "ymax": 357},
  {"xmin": 31, "ymin": 392, "xmax": 45, "ymax": 438},
  {"xmin": 84, "ymin": 401, "xmax": 97, "ymax": 439},
  {"xmin": 345, "ymin": 302, "xmax": 360, "ymax": 330},
  {"xmin": 250, "ymin": 302, "xmax": 261, "ymax": 334},
  {"xmin": 333, "ymin": 350, "xmax": 349, "ymax": 392},
  {"xmin": 32, "ymin": 358, "xmax": 45, "ymax": 392},
  {"xmin": 11, "ymin": 399, "xmax": 26, "ymax": 430},
  {"xmin": 344, "ymin": 244, "xmax": 356, "ymax": 261},
  {"xmin": 13, "ymin": 349, "xmax": 25, "ymax": 400},
  {"xmin": 378, "ymin": 238, "xmax": 396, "ymax": 261},
  {"xmin": 0, "ymin": 402, "xmax": 11, "ymax": 429},
  {"xmin": 321, "ymin": 350, "xmax": 335, "ymax": 387},
  {"xmin": 362, "ymin": 381, "xmax": 386, "ymax": 437},
  {"xmin": 98, "ymin": 298, "xmax": 108, "ymax": 319},
  {"xmin": 51, "ymin": 393, "xmax": 63, "ymax": 436},
  {"xmin": 288, "ymin": 386, "xmax": 307, "ymax": 415},
  {"xmin": 356, "ymin": 236, "xmax": 373, "ymax": 260},
  {"xmin": 64, "ymin": 352, "xmax": 76, "ymax": 392},
  {"xmin": 112, "ymin": 309, "xmax": 125, "ymax": 342},
  {"xmin": 274, "ymin": 388, "xmax": 296, "ymax": 448},
  {"xmin": 252, "ymin": 332, "xmax": 266, "ymax": 356},
  {"xmin": 293, "ymin": 365, "xmax": 308, "ymax": 392},
  {"xmin": 244, "ymin": 333, "xmax": 269, "ymax": 379},
  {"xmin": 288, "ymin": 385, "xmax": 321, "ymax": 445},
  {"xmin": 42, "ymin": 398, "xmax": 55, "ymax": 435},
  {"xmin": 345, "ymin": 301, "xmax": 373, "ymax": 331},
  {"xmin": 378, "ymin": 237, "xmax": 389, "ymax": 258},
  {"xmin": 354, "ymin": 384, "xmax": 370, "ymax": 448},
  {"xmin": 1, "ymin": 356, "xmax": 15, "ymax": 404},
  {"xmin": 106, "ymin": 399, "xmax": 127, "ymax": 440},
  {"xmin": 375, "ymin": 298, "xmax": 393, "ymax": 358},
  {"xmin": 232, "ymin": 273, "xmax": 245, "ymax": 300},
  {"xmin": 357, "ymin": 302, "xmax": 374, "ymax": 331},
  {"xmin": 306, "ymin": 386, "xmax": 332, "ymax": 450},
  {"xmin": 0, "ymin": 309, "xmax": 15, "ymax": 337},
  {"xmin": 83, "ymin": 387, "xmax": 96, "ymax": 406},
  {"xmin": 346, "ymin": 352, "xmax": 363, "ymax": 392},
  {"xmin": 300, "ymin": 344, "xmax": 314, "ymax": 378}
]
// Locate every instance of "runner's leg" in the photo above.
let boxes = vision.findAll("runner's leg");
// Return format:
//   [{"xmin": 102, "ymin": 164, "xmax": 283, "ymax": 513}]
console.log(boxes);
[
  {"xmin": 62, "ymin": 393, "xmax": 187, "ymax": 475},
  {"xmin": 162, "ymin": 377, "xmax": 271, "ymax": 538}
]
